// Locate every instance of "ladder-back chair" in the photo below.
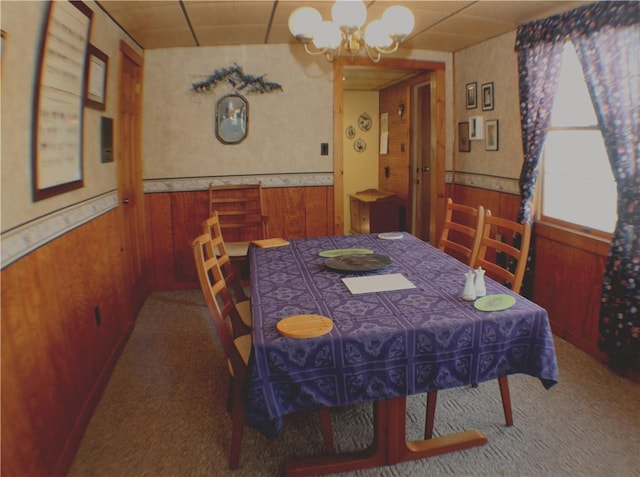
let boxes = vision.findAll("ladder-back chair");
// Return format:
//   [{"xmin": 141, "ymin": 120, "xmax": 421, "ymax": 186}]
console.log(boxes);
[
  {"xmin": 193, "ymin": 233, "xmax": 334, "ymax": 469},
  {"xmin": 202, "ymin": 211, "xmax": 251, "ymax": 332},
  {"xmin": 437, "ymin": 198, "xmax": 485, "ymax": 266},
  {"xmin": 425, "ymin": 210, "xmax": 532, "ymax": 439},
  {"xmin": 208, "ymin": 182, "xmax": 268, "ymax": 259}
]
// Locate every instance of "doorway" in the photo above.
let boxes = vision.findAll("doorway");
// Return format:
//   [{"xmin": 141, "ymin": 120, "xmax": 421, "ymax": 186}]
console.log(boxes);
[
  {"xmin": 333, "ymin": 58, "xmax": 446, "ymax": 240},
  {"xmin": 414, "ymin": 82, "xmax": 432, "ymax": 242}
]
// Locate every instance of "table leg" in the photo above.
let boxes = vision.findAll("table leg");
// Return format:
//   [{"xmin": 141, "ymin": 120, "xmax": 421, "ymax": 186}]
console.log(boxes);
[
  {"xmin": 284, "ymin": 398, "xmax": 487, "ymax": 476},
  {"xmin": 386, "ymin": 397, "xmax": 488, "ymax": 464}
]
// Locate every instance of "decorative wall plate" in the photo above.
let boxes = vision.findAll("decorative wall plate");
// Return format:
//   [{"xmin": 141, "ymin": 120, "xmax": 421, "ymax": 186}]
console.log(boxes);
[
  {"xmin": 358, "ymin": 112, "xmax": 372, "ymax": 131},
  {"xmin": 353, "ymin": 138, "xmax": 367, "ymax": 152},
  {"xmin": 345, "ymin": 125, "xmax": 356, "ymax": 139}
]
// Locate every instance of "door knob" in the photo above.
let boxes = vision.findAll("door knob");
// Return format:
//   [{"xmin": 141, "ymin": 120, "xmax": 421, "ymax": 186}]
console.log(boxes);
[{"xmin": 122, "ymin": 198, "xmax": 130, "ymax": 204}]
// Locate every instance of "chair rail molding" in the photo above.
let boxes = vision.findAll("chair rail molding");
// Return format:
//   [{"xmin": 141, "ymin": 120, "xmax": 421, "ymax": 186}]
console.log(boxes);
[
  {"xmin": 143, "ymin": 173, "xmax": 333, "ymax": 193},
  {"xmin": 1, "ymin": 191, "xmax": 118, "ymax": 269}
]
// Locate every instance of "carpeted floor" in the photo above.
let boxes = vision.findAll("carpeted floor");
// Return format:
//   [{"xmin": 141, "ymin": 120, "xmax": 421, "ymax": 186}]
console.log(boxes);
[{"xmin": 68, "ymin": 290, "xmax": 640, "ymax": 477}]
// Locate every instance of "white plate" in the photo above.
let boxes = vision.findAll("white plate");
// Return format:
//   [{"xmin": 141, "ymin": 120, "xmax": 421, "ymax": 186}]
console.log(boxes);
[{"xmin": 378, "ymin": 232, "xmax": 403, "ymax": 240}]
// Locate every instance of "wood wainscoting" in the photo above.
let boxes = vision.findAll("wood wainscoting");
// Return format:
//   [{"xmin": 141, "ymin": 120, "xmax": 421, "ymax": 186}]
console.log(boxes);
[
  {"xmin": 145, "ymin": 186, "xmax": 335, "ymax": 290},
  {"xmin": 450, "ymin": 183, "xmax": 612, "ymax": 368},
  {"xmin": 1, "ymin": 209, "xmax": 133, "ymax": 477}
]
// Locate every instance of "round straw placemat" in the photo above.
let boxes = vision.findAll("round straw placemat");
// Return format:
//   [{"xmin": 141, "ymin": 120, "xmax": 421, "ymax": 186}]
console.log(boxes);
[{"xmin": 276, "ymin": 314, "xmax": 333, "ymax": 339}]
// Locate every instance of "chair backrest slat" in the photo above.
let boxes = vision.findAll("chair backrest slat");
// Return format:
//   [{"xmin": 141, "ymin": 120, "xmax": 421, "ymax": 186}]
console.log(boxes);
[{"xmin": 472, "ymin": 210, "xmax": 532, "ymax": 294}]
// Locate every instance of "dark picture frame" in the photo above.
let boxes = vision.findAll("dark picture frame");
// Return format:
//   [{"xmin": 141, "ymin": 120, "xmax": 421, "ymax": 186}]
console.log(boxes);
[
  {"xmin": 32, "ymin": 0, "xmax": 93, "ymax": 201},
  {"xmin": 465, "ymin": 82, "xmax": 477, "ymax": 109},
  {"xmin": 482, "ymin": 82, "xmax": 494, "ymax": 111},
  {"xmin": 85, "ymin": 43, "xmax": 108, "ymax": 110},
  {"xmin": 485, "ymin": 119, "xmax": 499, "ymax": 151},
  {"xmin": 215, "ymin": 94, "xmax": 248, "ymax": 144},
  {"xmin": 458, "ymin": 121, "xmax": 471, "ymax": 152}
]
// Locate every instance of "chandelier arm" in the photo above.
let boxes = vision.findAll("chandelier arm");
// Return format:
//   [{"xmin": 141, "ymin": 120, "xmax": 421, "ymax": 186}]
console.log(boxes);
[
  {"xmin": 303, "ymin": 43, "xmax": 330, "ymax": 56},
  {"xmin": 364, "ymin": 44, "xmax": 382, "ymax": 63},
  {"xmin": 369, "ymin": 41, "xmax": 401, "ymax": 55}
]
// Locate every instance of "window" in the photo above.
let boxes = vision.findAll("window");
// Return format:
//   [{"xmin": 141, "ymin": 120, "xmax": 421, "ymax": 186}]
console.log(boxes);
[{"xmin": 540, "ymin": 41, "xmax": 616, "ymax": 234}]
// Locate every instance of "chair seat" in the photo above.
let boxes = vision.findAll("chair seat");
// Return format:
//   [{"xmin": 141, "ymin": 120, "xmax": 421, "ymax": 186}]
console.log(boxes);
[
  {"xmin": 226, "ymin": 241, "xmax": 250, "ymax": 257},
  {"xmin": 235, "ymin": 300, "xmax": 253, "ymax": 328},
  {"xmin": 228, "ymin": 334, "xmax": 252, "ymax": 377}
]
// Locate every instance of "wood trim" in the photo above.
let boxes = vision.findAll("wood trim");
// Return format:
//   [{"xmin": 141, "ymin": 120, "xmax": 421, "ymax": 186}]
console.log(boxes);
[
  {"xmin": 333, "ymin": 62, "xmax": 344, "ymax": 235},
  {"xmin": 535, "ymin": 220, "xmax": 611, "ymax": 257}
]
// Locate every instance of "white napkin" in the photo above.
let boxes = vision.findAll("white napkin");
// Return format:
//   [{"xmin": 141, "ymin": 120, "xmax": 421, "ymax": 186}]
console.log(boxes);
[{"xmin": 342, "ymin": 273, "xmax": 416, "ymax": 295}]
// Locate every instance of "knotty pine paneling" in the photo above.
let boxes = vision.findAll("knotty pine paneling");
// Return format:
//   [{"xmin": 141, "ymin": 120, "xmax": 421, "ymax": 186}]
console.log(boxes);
[
  {"xmin": 1, "ymin": 209, "xmax": 132, "ymax": 477},
  {"xmin": 379, "ymin": 83, "xmax": 411, "ymax": 205},
  {"xmin": 533, "ymin": 222, "xmax": 609, "ymax": 359},
  {"xmin": 450, "ymin": 183, "xmax": 611, "ymax": 365},
  {"xmin": 145, "ymin": 186, "xmax": 335, "ymax": 290}
]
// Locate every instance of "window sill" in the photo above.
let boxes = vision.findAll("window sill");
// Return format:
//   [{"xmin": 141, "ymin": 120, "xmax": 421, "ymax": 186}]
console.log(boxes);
[{"xmin": 534, "ymin": 220, "xmax": 611, "ymax": 257}]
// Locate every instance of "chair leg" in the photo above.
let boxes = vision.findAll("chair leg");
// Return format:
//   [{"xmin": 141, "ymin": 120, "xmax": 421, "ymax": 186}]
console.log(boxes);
[
  {"xmin": 424, "ymin": 390, "xmax": 438, "ymax": 439},
  {"xmin": 229, "ymin": 396, "xmax": 245, "ymax": 470},
  {"xmin": 498, "ymin": 376, "xmax": 513, "ymax": 427},
  {"xmin": 318, "ymin": 408, "xmax": 335, "ymax": 454}
]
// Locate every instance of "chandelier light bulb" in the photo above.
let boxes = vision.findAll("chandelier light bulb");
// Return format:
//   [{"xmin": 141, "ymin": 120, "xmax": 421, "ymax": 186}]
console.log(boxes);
[
  {"xmin": 331, "ymin": 0, "xmax": 367, "ymax": 32},
  {"xmin": 288, "ymin": 6, "xmax": 322, "ymax": 41},
  {"xmin": 382, "ymin": 5, "xmax": 415, "ymax": 39},
  {"xmin": 313, "ymin": 21, "xmax": 342, "ymax": 50},
  {"xmin": 364, "ymin": 20, "xmax": 392, "ymax": 48}
]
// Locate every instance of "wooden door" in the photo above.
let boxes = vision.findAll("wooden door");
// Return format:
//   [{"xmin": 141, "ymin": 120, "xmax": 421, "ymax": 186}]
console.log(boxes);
[
  {"xmin": 415, "ymin": 84, "xmax": 432, "ymax": 242},
  {"xmin": 118, "ymin": 41, "xmax": 147, "ymax": 316}
]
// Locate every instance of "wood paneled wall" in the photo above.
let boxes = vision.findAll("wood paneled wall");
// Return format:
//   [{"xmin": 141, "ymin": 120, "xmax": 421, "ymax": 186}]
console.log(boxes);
[
  {"xmin": 451, "ymin": 183, "xmax": 609, "ymax": 364},
  {"xmin": 145, "ymin": 186, "xmax": 335, "ymax": 290},
  {"xmin": 1, "ymin": 209, "xmax": 133, "ymax": 477},
  {"xmin": 378, "ymin": 83, "xmax": 411, "ymax": 205}
]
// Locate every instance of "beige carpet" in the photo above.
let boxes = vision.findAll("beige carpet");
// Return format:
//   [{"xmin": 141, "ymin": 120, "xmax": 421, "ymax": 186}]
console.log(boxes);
[{"xmin": 68, "ymin": 290, "xmax": 640, "ymax": 477}]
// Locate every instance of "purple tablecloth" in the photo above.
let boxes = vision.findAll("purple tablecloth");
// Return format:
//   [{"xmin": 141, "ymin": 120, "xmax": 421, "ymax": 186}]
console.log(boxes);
[{"xmin": 247, "ymin": 233, "xmax": 558, "ymax": 438}]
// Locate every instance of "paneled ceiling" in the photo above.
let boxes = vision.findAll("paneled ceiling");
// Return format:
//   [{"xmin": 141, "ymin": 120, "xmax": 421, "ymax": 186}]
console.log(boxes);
[{"xmin": 97, "ymin": 0, "xmax": 592, "ymax": 90}]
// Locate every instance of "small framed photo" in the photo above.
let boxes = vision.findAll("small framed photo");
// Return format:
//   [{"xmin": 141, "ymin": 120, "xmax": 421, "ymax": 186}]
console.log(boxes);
[
  {"xmin": 465, "ymin": 82, "xmax": 477, "ymax": 109},
  {"xmin": 485, "ymin": 119, "xmax": 499, "ymax": 151},
  {"xmin": 482, "ymin": 82, "xmax": 494, "ymax": 111},
  {"xmin": 458, "ymin": 121, "xmax": 470, "ymax": 152},
  {"xmin": 85, "ymin": 44, "xmax": 108, "ymax": 110}
]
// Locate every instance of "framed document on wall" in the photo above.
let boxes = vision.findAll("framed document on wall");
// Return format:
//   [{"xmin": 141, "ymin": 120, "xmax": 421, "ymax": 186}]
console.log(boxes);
[
  {"xmin": 85, "ymin": 43, "xmax": 108, "ymax": 110},
  {"xmin": 32, "ymin": 0, "xmax": 93, "ymax": 201}
]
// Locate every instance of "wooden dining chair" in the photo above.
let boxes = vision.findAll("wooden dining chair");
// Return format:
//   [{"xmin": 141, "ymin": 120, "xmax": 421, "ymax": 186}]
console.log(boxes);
[
  {"xmin": 193, "ymin": 233, "xmax": 334, "ymax": 469},
  {"xmin": 202, "ymin": 211, "xmax": 251, "ymax": 333},
  {"xmin": 208, "ymin": 182, "xmax": 269, "ymax": 260},
  {"xmin": 425, "ymin": 210, "xmax": 532, "ymax": 439},
  {"xmin": 437, "ymin": 198, "xmax": 485, "ymax": 266}
]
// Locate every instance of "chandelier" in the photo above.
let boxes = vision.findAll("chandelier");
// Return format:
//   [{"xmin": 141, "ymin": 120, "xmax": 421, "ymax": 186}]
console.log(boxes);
[{"xmin": 288, "ymin": 0, "xmax": 414, "ymax": 63}]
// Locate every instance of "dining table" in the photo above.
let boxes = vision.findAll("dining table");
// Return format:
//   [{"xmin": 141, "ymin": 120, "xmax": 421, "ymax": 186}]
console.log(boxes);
[{"xmin": 247, "ymin": 232, "xmax": 559, "ymax": 476}]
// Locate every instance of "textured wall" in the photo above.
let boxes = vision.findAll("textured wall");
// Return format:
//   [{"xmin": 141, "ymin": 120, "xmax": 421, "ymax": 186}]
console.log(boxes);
[
  {"xmin": 142, "ymin": 45, "xmax": 333, "ymax": 179},
  {"xmin": 453, "ymin": 31, "xmax": 523, "ymax": 193},
  {"xmin": 0, "ymin": 1, "xmax": 141, "ymax": 231}
]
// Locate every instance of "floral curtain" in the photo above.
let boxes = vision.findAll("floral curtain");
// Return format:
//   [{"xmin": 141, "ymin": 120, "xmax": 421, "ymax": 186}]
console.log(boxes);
[
  {"xmin": 514, "ymin": 18, "xmax": 566, "ymax": 297},
  {"xmin": 515, "ymin": 1, "xmax": 640, "ymax": 369},
  {"xmin": 571, "ymin": 10, "xmax": 639, "ymax": 370}
]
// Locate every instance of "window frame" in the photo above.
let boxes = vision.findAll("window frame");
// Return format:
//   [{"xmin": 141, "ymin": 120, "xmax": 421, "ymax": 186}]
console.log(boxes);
[{"xmin": 536, "ymin": 43, "xmax": 615, "ymax": 240}]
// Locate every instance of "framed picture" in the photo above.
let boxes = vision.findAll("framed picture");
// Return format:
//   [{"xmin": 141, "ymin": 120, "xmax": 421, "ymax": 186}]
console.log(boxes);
[
  {"xmin": 32, "ymin": 0, "xmax": 93, "ymax": 201},
  {"xmin": 458, "ymin": 121, "xmax": 470, "ymax": 152},
  {"xmin": 215, "ymin": 94, "xmax": 248, "ymax": 144},
  {"xmin": 465, "ymin": 82, "xmax": 477, "ymax": 109},
  {"xmin": 85, "ymin": 43, "xmax": 108, "ymax": 110},
  {"xmin": 485, "ymin": 119, "xmax": 499, "ymax": 151},
  {"xmin": 482, "ymin": 82, "xmax": 494, "ymax": 111}
]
